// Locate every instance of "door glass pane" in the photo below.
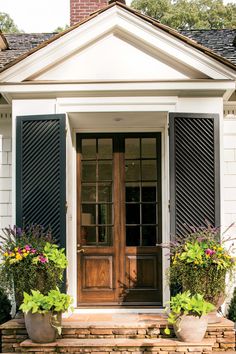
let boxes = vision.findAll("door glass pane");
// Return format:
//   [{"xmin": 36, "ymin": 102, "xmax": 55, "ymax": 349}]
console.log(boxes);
[
  {"xmin": 98, "ymin": 161, "xmax": 112, "ymax": 181},
  {"xmin": 98, "ymin": 226, "xmax": 112, "ymax": 245},
  {"xmin": 142, "ymin": 160, "xmax": 157, "ymax": 180},
  {"xmin": 126, "ymin": 184, "xmax": 140, "ymax": 202},
  {"xmin": 98, "ymin": 204, "xmax": 112, "ymax": 225},
  {"xmin": 82, "ymin": 139, "xmax": 96, "ymax": 159},
  {"xmin": 82, "ymin": 226, "xmax": 96, "ymax": 244},
  {"xmin": 82, "ymin": 205, "xmax": 96, "ymax": 224},
  {"xmin": 125, "ymin": 139, "xmax": 140, "ymax": 159},
  {"xmin": 126, "ymin": 204, "xmax": 140, "ymax": 224},
  {"xmin": 126, "ymin": 226, "xmax": 140, "ymax": 246},
  {"xmin": 142, "ymin": 138, "xmax": 156, "ymax": 158},
  {"xmin": 82, "ymin": 161, "xmax": 96, "ymax": 181},
  {"xmin": 98, "ymin": 184, "xmax": 112, "ymax": 202},
  {"xmin": 126, "ymin": 160, "xmax": 140, "ymax": 181},
  {"xmin": 142, "ymin": 204, "xmax": 156, "ymax": 224},
  {"xmin": 142, "ymin": 185, "xmax": 156, "ymax": 202},
  {"xmin": 82, "ymin": 184, "xmax": 96, "ymax": 202},
  {"xmin": 98, "ymin": 139, "xmax": 112, "ymax": 159},
  {"xmin": 142, "ymin": 226, "xmax": 157, "ymax": 246}
]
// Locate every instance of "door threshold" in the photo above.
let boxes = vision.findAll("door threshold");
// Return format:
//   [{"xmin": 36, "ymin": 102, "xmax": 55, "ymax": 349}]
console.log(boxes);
[{"xmin": 70, "ymin": 308, "xmax": 164, "ymax": 314}]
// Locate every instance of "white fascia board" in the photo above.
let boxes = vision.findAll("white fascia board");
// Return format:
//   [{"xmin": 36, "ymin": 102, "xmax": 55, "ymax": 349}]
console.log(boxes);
[
  {"xmin": 0, "ymin": 6, "xmax": 235, "ymax": 83},
  {"xmin": 0, "ymin": 80, "xmax": 235, "ymax": 95}
]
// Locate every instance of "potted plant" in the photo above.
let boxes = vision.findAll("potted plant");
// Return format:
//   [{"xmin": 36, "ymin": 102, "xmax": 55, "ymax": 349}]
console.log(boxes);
[
  {"xmin": 0, "ymin": 225, "xmax": 67, "ymax": 309},
  {"xmin": 20, "ymin": 288, "xmax": 73, "ymax": 343},
  {"xmin": 161, "ymin": 225, "xmax": 235, "ymax": 312},
  {"xmin": 165, "ymin": 291, "xmax": 215, "ymax": 342}
]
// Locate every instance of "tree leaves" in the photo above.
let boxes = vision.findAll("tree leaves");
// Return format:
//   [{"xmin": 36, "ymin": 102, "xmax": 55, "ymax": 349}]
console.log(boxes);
[
  {"xmin": 0, "ymin": 12, "xmax": 20, "ymax": 33},
  {"xmin": 131, "ymin": 0, "xmax": 236, "ymax": 29}
]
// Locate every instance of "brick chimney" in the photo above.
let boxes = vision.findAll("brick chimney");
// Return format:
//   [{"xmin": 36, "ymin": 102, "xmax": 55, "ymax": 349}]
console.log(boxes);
[{"xmin": 70, "ymin": 0, "xmax": 109, "ymax": 25}]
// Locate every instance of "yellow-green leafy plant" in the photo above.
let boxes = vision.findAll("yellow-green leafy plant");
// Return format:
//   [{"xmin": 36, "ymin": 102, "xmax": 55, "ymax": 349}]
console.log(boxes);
[
  {"xmin": 0, "ymin": 225, "xmax": 67, "ymax": 308},
  {"xmin": 20, "ymin": 289, "xmax": 73, "ymax": 335},
  {"xmin": 164, "ymin": 291, "xmax": 215, "ymax": 335},
  {"xmin": 161, "ymin": 224, "xmax": 236, "ymax": 305}
]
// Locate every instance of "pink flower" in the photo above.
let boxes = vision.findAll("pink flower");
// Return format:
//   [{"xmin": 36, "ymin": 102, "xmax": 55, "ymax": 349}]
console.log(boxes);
[
  {"xmin": 39, "ymin": 255, "xmax": 48, "ymax": 263},
  {"xmin": 30, "ymin": 249, "xmax": 36, "ymax": 254},
  {"xmin": 205, "ymin": 249, "xmax": 215, "ymax": 256},
  {"xmin": 25, "ymin": 245, "xmax": 31, "ymax": 252}
]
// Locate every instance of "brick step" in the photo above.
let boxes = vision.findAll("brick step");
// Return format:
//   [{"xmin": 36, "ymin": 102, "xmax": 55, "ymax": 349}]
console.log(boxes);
[{"xmin": 18, "ymin": 337, "xmax": 215, "ymax": 353}]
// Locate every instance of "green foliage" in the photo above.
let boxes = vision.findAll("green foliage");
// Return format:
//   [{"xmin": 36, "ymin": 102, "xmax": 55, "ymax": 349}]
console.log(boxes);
[
  {"xmin": 131, "ymin": 0, "xmax": 236, "ymax": 29},
  {"xmin": 227, "ymin": 287, "xmax": 236, "ymax": 322},
  {"xmin": 20, "ymin": 289, "xmax": 73, "ymax": 314},
  {"xmin": 0, "ymin": 287, "xmax": 11, "ymax": 324},
  {"xmin": 0, "ymin": 225, "xmax": 67, "ymax": 307},
  {"xmin": 54, "ymin": 25, "xmax": 69, "ymax": 33},
  {"xmin": 164, "ymin": 291, "xmax": 215, "ymax": 334},
  {"xmin": 161, "ymin": 225, "xmax": 236, "ymax": 305},
  {"xmin": 44, "ymin": 242, "xmax": 68, "ymax": 271},
  {"xmin": 20, "ymin": 289, "xmax": 73, "ymax": 335},
  {"xmin": 0, "ymin": 12, "xmax": 20, "ymax": 33}
]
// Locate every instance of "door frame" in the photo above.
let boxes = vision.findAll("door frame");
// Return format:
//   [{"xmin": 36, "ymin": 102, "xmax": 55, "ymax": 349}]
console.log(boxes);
[{"xmin": 64, "ymin": 110, "xmax": 171, "ymax": 309}]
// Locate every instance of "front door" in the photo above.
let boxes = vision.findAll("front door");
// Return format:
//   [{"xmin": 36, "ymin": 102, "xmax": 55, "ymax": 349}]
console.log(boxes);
[{"xmin": 77, "ymin": 134, "xmax": 162, "ymax": 306}]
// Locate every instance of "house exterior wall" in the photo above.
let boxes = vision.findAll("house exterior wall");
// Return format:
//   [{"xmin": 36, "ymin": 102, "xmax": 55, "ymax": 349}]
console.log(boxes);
[
  {"xmin": 223, "ymin": 113, "xmax": 236, "ymax": 236},
  {"xmin": 0, "ymin": 116, "xmax": 12, "ymax": 231}
]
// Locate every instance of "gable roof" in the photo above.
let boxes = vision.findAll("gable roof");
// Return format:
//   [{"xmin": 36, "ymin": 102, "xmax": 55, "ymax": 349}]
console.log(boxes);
[{"xmin": 0, "ymin": 1, "xmax": 235, "ymax": 74}]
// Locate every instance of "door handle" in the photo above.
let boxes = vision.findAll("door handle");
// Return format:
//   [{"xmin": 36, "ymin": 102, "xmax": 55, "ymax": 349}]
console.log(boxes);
[{"xmin": 77, "ymin": 244, "xmax": 85, "ymax": 253}]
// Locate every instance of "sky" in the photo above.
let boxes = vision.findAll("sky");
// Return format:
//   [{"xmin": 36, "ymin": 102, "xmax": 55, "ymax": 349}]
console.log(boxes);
[{"xmin": 0, "ymin": 0, "xmax": 235, "ymax": 33}]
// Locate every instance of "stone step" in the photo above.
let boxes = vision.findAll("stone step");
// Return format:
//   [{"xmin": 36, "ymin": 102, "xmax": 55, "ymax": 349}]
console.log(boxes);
[
  {"xmin": 18, "ymin": 337, "xmax": 215, "ymax": 353},
  {"xmin": 1, "ymin": 316, "xmax": 235, "ymax": 352}
]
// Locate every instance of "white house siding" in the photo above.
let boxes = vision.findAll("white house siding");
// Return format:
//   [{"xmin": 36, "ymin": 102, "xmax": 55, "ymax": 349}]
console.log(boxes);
[
  {"xmin": 0, "ymin": 113, "xmax": 12, "ymax": 230},
  {"xmin": 223, "ymin": 108, "xmax": 236, "ymax": 237}
]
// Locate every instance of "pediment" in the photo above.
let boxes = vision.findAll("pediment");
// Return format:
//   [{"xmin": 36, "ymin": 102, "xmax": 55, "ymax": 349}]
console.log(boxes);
[
  {"xmin": 30, "ymin": 32, "xmax": 207, "ymax": 81},
  {"xmin": 0, "ymin": 4, "xmax": 235, "ymax": 83}
]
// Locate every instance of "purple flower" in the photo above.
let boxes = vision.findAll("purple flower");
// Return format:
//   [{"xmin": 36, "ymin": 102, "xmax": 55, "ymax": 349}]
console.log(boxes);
[
  {"xmin": 25, "ymin": 245, "xmax": 31, "ymax": 252},
  {"xmin": 16, "ymin": 227, "xmax": 22, "ymax": 236},
  {"xmin": 30, "ymin": 249, "xmax": 36, "ymax": 254}
]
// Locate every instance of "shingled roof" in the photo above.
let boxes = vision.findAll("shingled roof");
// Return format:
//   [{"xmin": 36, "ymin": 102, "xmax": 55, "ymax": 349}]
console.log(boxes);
[
  {"xmin": 0, "ymin": 33, "xmax": 55, "ymax": 70},
  {"xmin": 180, "ymin": 29, "xmax": 236, "ymax": 65},
  {"xmin": 0, "ymin": 3, "xmax": 235, "ymax": 72}
]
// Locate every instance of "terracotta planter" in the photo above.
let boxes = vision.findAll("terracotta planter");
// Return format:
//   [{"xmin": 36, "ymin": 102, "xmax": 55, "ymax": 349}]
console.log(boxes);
[
  {"xmin": 173, "ymin": 315, "xmax": 208, "ymax": 342},
  {"xmin": 24, "ymin": 311, "xmax": 62, "ymax": 343}
]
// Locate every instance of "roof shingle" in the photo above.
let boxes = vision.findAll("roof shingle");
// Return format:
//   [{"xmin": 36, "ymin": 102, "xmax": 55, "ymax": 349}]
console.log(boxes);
[{"xmin": 180, "ymin": 29, "xmax": 236, "ymax": 65}]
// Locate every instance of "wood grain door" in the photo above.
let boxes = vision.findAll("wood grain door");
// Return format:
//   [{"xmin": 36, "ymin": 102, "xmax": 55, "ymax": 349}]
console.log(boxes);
[{"xmin": 77, "ymin": 134, "xmax": 162, "ymax": 306}]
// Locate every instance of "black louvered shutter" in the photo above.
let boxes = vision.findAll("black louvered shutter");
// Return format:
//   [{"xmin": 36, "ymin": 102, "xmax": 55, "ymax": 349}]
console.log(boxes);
[
  {"xmin": 169, "ymin": 113, "xmax": 220, "ymax": 237},
  {"xmin": 16, "ymin": 114, "xmax": 66, "ymax": 248}
]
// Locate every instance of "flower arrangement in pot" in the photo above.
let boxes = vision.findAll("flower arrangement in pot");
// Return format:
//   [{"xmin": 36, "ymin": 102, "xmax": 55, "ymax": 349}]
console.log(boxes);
[
  {"xmin": 20, "ymin": 288, "xmax": 73, "ymax": 343},
  {"xmin": 165, "ymin": 291, "xmax": 215, "ymax": 342},
  {"xmin": 0, "ymin": 225, "xmax": 67, "ymax": 310},
  {"xmin": 162, "ymin": 225, "xmax": 236, "ymax": 312}
]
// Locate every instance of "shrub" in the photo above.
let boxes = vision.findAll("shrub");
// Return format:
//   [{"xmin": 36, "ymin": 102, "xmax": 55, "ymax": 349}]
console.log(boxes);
[
  {"xmin": 227, "ymin": 287, "xmax": 236, "ymax": 322},
  {"xmin": 0, "ymin": 287, "xmax": 11, "ymax": 324}
]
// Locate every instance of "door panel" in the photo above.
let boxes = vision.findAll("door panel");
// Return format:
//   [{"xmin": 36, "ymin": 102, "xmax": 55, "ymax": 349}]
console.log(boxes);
[
  {"xmin": 77, "ymin": 134, "xmax": 162, "ymax": 306},
  {"xmin": 82, "ymin": 255, "xmax": 113, "ymax": 290}
]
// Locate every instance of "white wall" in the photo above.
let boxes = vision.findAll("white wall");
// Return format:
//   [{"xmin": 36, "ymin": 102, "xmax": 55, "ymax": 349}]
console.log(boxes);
[
  {"xmin": 223, "ymin": 113, "xmax": 236, "ymax": 235},
  {"xmin": 0, "ymin": 118, "xmax": 12, "ymax": 229}
]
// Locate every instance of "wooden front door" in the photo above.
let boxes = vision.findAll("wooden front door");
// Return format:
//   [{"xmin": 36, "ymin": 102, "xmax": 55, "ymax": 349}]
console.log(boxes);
[{"xmin": 77, "ymin": 134, "xmax": 162, "ymax": 306}]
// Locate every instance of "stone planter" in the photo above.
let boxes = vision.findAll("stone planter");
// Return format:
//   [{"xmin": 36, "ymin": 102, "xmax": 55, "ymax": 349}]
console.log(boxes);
[
  {"xmin": 24, "ymin": 311, "xmax": 61, "ymax": 343},
  {"xmin": 173, "ymin": 315, "xmax": 208, "ymax": 342}
]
